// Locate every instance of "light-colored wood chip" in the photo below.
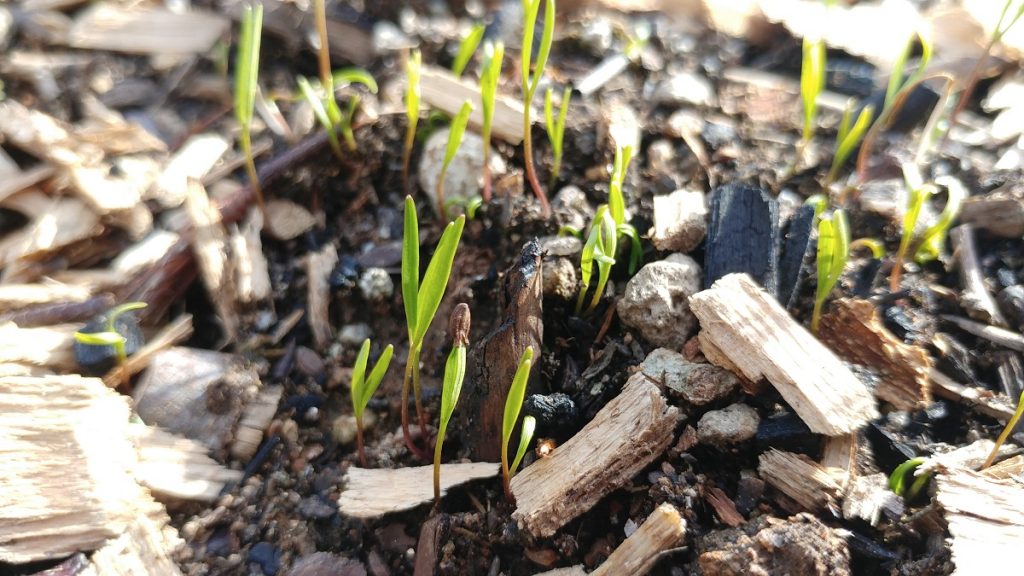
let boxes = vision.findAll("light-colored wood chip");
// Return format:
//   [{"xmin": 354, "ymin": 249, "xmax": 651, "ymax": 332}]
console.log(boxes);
[
  {"xmin": 512, "ymin": 372, "xmax": 679, "ymax": 538},
  {"xmin": 820, "ymin": 298, "xmax": 932, "ymax": 410},
  {"xmin": 90, "ymin": 511, "xmax": 183, "ymax": 576},
  {"xmin": 591, "ymin": 503, "xmax": 687, "ymax": 576},
  {"xmin": 951, "ymin": 225, "xmax": 1008, "ymax": 326},
  {"xmin": 67, "ymin": 2, "xmax": 228, "ymax": 55},
  {"xmin": 0, "ymin": 281, "xmax": 92, "ymax": 313},
  {"xmin": 984, "ymin": 455, "xmax": 1024, "ymax": 479},
  {"xmin": 930, "ymin": 369, "xmax": 1017, "ymax": 423},
  {"xmin": 942, "ymin": 314, "xmax": 1024, "ymax": 352},
  {"xmin": 690, "ymin": 273, "xmax": 879, "ymax": 435},
  {"xmin": 0, "ymin": 164, "xmax": 54, "ymax": 205},
  {"xmin": 821, "ymin": 433, "xmax": 858, "ymax": 489},
  {"xmin": 420, "ymin": 66, "xmax": 527, "ymax": 145},
  {"xmin": 133, "ymin": 426, "xmax": 242, "ymax": 503},
  {"xmin": 759, "ymin": 449, "xmax": 842, "ymax": 514},
  {"xmin": 919, "ymin": 439, "xmax": 1015, "ymax": 475},
  {"xmin": 232, "ymin": 386, "xmax": 283, "ymax": 462},
  {"xmin": 184, "ymin": 179, "xmax": 238, "ymax": 343},
  {"xmin": 151, "ymin": 133, "xmax": 231, "ymax": 208},
  {"xmin": 960, "ymin": 188, "xmax": 1024, "ymax": 238},
  {"xmin": 305, "ymin": 243, "xmax": 338, "ymax": 350},
  {"xmin": 265, "ymin": 199, "xmax": 317, "ymax": 241},
  {"xmin": 935, "ymin": 469, "xmax": 1024, "ymax": 575},
  {"xmin": 53, "ymin": 230, "xmax": 182, "ymax": 292},
  {"xmin": 841, "ymin": 473, "xmax": 904, "ymax": 526},
  {"xmin": 338, "ymin": 463, "xmax": 499, "ymax": 518},
  {"xmin": 232, "ymin": 208, "xmax": 272, "ymax": 304},
  {"xmin": 0, "ymin": 195, "xmax": 102, "ymax": 271},
  {"xmin": 0, "ymin": 322, "xmax": 77, "ymax": 371}
]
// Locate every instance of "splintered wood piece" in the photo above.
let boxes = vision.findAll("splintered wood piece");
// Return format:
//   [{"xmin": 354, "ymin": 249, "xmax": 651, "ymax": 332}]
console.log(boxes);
[
  {"xmin": 759, "ymin": 449, "xmax": 842, "ymax": 513},
  {"xmin": 0, "ymin": 195, "xmax": 101, "ymax": 271},
  {"xmin": 0, "ymin": 164, "xmax": 54, "ymax": 204},
  {"xmin": 232, "ymin": 208, "xmax": 271, "ymax": 304},
  {"xmin": 984, "ymin": 455, "xmax": 1024, "ymax": 479},
  {"xmin": 821, "ymin": 433, "xmax": 858, "ymax": 489},
  {"xmin": 231, "ymin": 386, "xmax": 283, "ymax": 461},
  {"xmin": 960, "ymin": 188, "xmax": 1024, "ymax": 238},
  {"xmin": 951, "ymin": 225, "xmax": 1008, "ymax": 327},
  {"xmin": 942, "ymin": 314, "xmax": 1024, "ymax": 352},
  {"xmin": 930, "ymin": 369, "xmax": 1017, "ymax": 423},
  {"xmin": 535, "ymin": 568, "xmax": 586, "ymax": 576},
  {"xmin": 420, "ymin": 66, "xmax": 527, "ymax": 145},
  {"xmin": 54, "ymin": 230, "xmax": 182, "ymax": 293},
  {"xmin": 133, "ymin": 426, "xmax": 242, "ymax": 503},
  {"xmin": 935, "ymin": 470, "xmax": 1024, "ymax": 575},
  {"xmin": 338, "ymin": 464, "xmax": 499, "ymax": 518},
  {"xmin": 704, "ymin": 184, "xmax": 780, "ymax": 296},
  {"xmin": 0, "ymin": 281, "xmax": 92, "ymax": 313},
  {"xmin": 103, "ymin": 314, "xmax": 194, "ymax": 388},
  {"xmin": 151, "ymin": 133, "xmax": 230, "ymax": 209},
  {"xmin": 703, "ymin": 486, "xmax": 744, "ymax": 528},
  {"xmin": 0, "ymin": 322, "xmax": 77, "ymax": 371},
  {"xmin": 591, "ymin": 504, "xmax": 687, "ymax": 576},
  {"xmin": 89, "ymin": 512, "xmax": 183, "ymax": 576},
  {"xmin": 67, "ymin": 2, "xmax": 228, "ymax": 55},
  {"xmin": 0, "ymin": 375, "xmax": 161, "ymax": 563},
  {"xmin": 690, "ymin": 274, "xmax": 879, "ymax": 435},
  {"xmin": 841, "ymin": 473, "xmax": 904, "ymax": 526},
  {"xmin": 919, "ymin": 439, "xmax": 1015, "ymax": 475},
  {"xmin": 820, "ymin": 298, "xmax": 932, "ymax": 410},
  {"xmin": 305, "ymin": 243, "xmax": 338, "ymax": 350},
  {"xmin": 184, "ymin": 179, "xmax": 239, "ymax": 343},
  {"xmin": 511, "ymin": 372, "xmax": 679, "ymax": 538},
  {"xmin": 413, "ymin": 514, "xmax": 450, "ymax": 576}
]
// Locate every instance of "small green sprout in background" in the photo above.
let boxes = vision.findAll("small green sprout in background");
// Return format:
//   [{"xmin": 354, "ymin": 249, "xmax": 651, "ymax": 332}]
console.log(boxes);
[
  {"xmin": 234, "ymin": 3, "xmax": 264, "ymax": 213},
  {"xmin": 891, "ymin": 165, "xmax": 935, "ymax": 291},
  {"xmin": 401, "ymin": 197, "xmax": 466, "ymax": 459},
  {"xmin": 914, "ymin": 176, "xmax": 965, "ymax": 264},
  {"xmin": 501, "ymin": 346, "xmax": 535, "ymax": 501},
  {"xmin": 434, "ymin": 303, "xmax": 471, "ymax": 505},
  {"xmin": 544, "ymin": 86, "xmax": 571, "ymax": 190},
  {"xmin": 73, "ymin": 302, "xmax": 148, "ymax": 366},
  {"xmin": 850, "ymin": 237, "xmax": 885, "ymax": 260},
  {"xmin": 889, "ymin": 167, "xmax": 963, "ymax": 291},
  {"xmin": 520, "ymin": 0, "xmax": 556, "ymax": 217},
  {"xmin": 296, "ymin": 70, "xmax": 377, "ymax": 159},
  {"xmin": 402, "ymin": 49, "xmax": 422, "ymax": 195},
  {"xmin": 608, "ymin": 145, "xmax": 642, "ymax": 274},
  {"xmin": 805, "ymin": 194, "xmax": 828, "ymax": 222},
  {"xmin": 889, "ymin": 457, "xmax": 932, "ymax": 502},
  {"xmin": 982, "ymin": 390, "xmax": 1024, "ymax": 469},
  {"xmin": 480, "ymin": 41, "xmax": 504, "ymax": 202},
  {"xmin": 812, "ymin": 209, "xmax": 849, "ymax": 333},
  {"xmin": 350, "ymin": 339, "xmax": 394, "ymax": 467},
  {"xmin": 452, "ymin": 23, "xmax": 486, "ymax": 77},
  {"xmin": 437, "ymin": 100, "xmax": 475, "ymax": 220},
  {"xmin": 798, "ymin": 33, "xmax": 826, "ymax": 162},
  {"xmin": 824, "ymin": 100, "xmax": 874, "ymax": 187},
  {"xmin": 576, "ymin": 204, "xmax": 617, "ymax": 315},
  {"xmin": 444, "ymin": 196, "xmax": 484, "ymax": 220}
]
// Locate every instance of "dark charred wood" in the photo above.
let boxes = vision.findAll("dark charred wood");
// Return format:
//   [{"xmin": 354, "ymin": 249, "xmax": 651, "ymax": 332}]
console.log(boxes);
[
  {"xmin": 754, "ymin": 412, "xmax": 816, "ymax": 454},
  {"xmin": 704, "ymin": 183, "xmax": 780, "ymax": 296},
  {"xmin": 865, "ymin": 422, "xmax": 917, "ymax": 473},
  {"xmin": 777, "ymin": 204, "xmax": 815, "ymax": 309},
  {"xmin": 413, "ymin": 514, "xmax": 451, "ymax": 576}
]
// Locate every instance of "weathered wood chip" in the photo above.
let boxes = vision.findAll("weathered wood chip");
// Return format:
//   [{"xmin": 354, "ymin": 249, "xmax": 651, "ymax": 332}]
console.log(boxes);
[
  {"xmin": 134, "ymin": 425, "xmax": 242, "ymax": 503},
  {"xmin": 758, "ymin": 449, "xmax": 842, "ymax": 514},
  {"xmin": 67, "ymin": 2, "xmax": 228, "ymax": 55},
  {"xmin": 184, "ymin": 179, "xmax": 238, "ymax": 343},
  {"xmin": 420, "ymin": 66, "xmax": 526, "ymax": 145},
  {"xmin": 591, "ymin": 503, "xmax": 687, "ymax": 576},
  {"xmin": 305, "ymin": 243, "xmax": 338, "ymax": 350},
  {"xmin": 338, "ymin": 463, "xmax": 499, "ymax": 518},
  {"xmin": 935, "ymin": 469, "xmax": 1024, "ymax": 575}
]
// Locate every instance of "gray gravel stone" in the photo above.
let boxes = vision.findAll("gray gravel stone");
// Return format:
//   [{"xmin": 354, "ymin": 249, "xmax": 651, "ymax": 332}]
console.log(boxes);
[
  {"xmin": 640, "ymin": 348, "xmax": 739, "ymax": 406},
  {"xmin": 697, "ymin": 403, "xmax": 760, "ymax": 447},
  {"xmin": 543, "ymin": 257, "xmax": 578, "ymax": 301},
  {"xmin": 358, "ymin": 267, "xmax": 393, "ymax": 302},
  {"xmin": 653, "ymin": 70, "xmax": 717, "ymax": 108},
  {"xmin": 617, "ymin": 254, "xmax": 702, "ymax": 348},
  {"xmin": 650, "ymin": 189, "xmax": 707, "ymax": 253}
]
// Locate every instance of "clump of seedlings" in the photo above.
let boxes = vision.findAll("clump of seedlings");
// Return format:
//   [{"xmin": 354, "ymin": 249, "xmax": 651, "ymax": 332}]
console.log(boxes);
[
  {"xmin": 402, "ymin": 197, "xmax": 466, "ymax": 458},
  {"xmin": 73, "ymin": 302, "xmax": 147, "ymax": 374},
  {"xmin": 233, "ymin": 3, "xmax": 264, "ymax": 212},
  {"xmin": 297, "ymin": 69, "xmax": 377, "ymax": 159},
  {"xmin": 436, "ymin": 100, "xmax": 475, "ymax": 219},
  {"xmin": 402, "ymin": 49, "xmax": 422, "ymax": 194},
  {"xmin": 520, "ymin": 0, "xmax": 556, "ymax": 216},
  {"xmin": 812, "ymin": 208, "xmax": 849, "ymax": 333},
  {"xmin": 434, "ymin": 303, "xmax": 471, "ymax": 505},
  {"xmin": 607, "ymin": 145, "xmax": 641, "ymax": 274},
  {"xmin": 544, "ymin": 86, "xmax": 571, "ymax": 189},
  {"xmin": 451, "ymin": 23, "xmax": 485, "ymax": 77},
  {"xmin": 576, "ymin": 204, "xmax": 617, "ymax": 315},
  {"xmin": 350, "ymin": 339, "xmax": 394, "ymax": 467},
  {"xmin": 479, "ymin": 40, "xmax": 504, "ymax": 202},
  {"xmin": 501, "ymin": 346, "xmax": 536, "ymax": 501},
  {"xmin": 890, "ymin": 168, "xmax": 964, "ymax": 290}
]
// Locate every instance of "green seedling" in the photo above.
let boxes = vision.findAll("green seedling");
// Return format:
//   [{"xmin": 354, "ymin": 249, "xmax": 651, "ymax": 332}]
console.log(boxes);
[
  {"xmin": 520, "ymin": 0, "xmax": 556, "ymax": 217},
  {"xmin": 889, "ymin": 457, "xmax": 932, "ymax": 502},
  {"xmin": 983, "ymin": 390, "xmax": 1024, "ymax": 469},
  {"xmin": 501, "ymin": 346, "xmax": 535, "ymax": 501},
  {"xmin": 234, "ymin": 3, "xmax": 264, "ymax": 213},
  {"xmin": 452, "ymin": 23, "xmax": 486, "ymax": 77},
  {"xmin": 608, "ymin": 145, "xmax": 642, "ymax": 274},
  {"xmin": 437, "ymin": 100, "xmax": 475, "ymax": 220},
  {"xmin": 891, "ymin": 168, "xmax": 935, "ymax": 291},
  {"xmin": 805, "ymin": 194, "xmax": 828, "ymax": 222},
  {"xmin": 558, "ymin": 225, "xmax": 582, "ymax": 238},
  {"xmin": 825, "ymin": 100, "xmax": 874, "ymax": 186},
  {"xmin": 914, "ymin": 176, "xmax": 965, "ymax": 264},
  {"xmin": 350, "ymin": 339, "xmax": 394, "ymax": 467},
  {"xmin": 296, "ymin": 70, "xmax": 377, "ymax": 159},
  {"xmin": 544, "ymin": 86, "xmax": 571, "ymax": 190},
  {"xmin": 890, "ymin": 167, "xmax": 963, "ymax": 291},
  {"xmin": 812, "ymin": 209, "xmax": 849, "ymax": 333},
  {"xmin": 402, "ymin": 49, "xmax": 422, "ymax": 194},
  {"xmin": 850, "ymin": 237, "xmax": 885, "ymax": 260},
  {"xmin": 435, "ymin": 303, "xmax": 471, "ymax": 505},
  {"xmin": 73, "ymin": 302, "xmax": 148, "ymax": 366},
  {"xmin": 510, "ymin": 416, "xmax": 536, "ymax": 478},
  {"xmin": 444, "ymin": 196, "xmax": 484, "ymax": 220},
  {"xmin": 798, "ymin": 33, "xmax": 826, "ymax": 160},
  {"xmin": 480, "ymin": 40, "xmax": 504, "ymax": 202},
  {"xmin": 402, "ymin": 197, "xmax": 466, "ymax": 459},
  {"xmin": 576, "ymin": 204, "xmax": 617, "ymax": 315}
]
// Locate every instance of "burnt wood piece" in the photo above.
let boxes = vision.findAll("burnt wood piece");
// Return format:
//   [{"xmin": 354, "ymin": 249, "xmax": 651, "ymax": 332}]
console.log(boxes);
[
  {"xmin": 413, "ymin": 514, "xmax": 450, "ymax": 576},
  {"xmin": 460, "ymin": 240, "xmax": 543, "ymax": 462},
  {"xmin": 777, "ymin": 204, "xmax": 816, "ymax": 309},
  {"xmin": 704, "ymin": 183, "xmax": 780, "ymax": 296}
]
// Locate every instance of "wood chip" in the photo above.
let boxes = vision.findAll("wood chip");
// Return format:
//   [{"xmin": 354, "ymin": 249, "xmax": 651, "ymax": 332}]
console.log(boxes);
[
  {"xmin": 232, "ymin": 208, "xmax": 272, "ymax": 304},
  {"xmin": 935, "ymin": 469, "xmax": 1024, "ymax": 575},
  {"xmin": 133, "ymin": 425, "xmax": 242, "ymax": 503},
  {"xmin": 930, "ymin": 369, "xmax": 1017, "ymax": 423},
  {"xmin": 591, "ymin": 503, "xmax": 687, "ymax": 576},
  {"xmin": 690, "ymin": 274, "xmax": 879, "ymax": 435},
  {"xmin": 919, "ymin": 439, "xmax": 1015, "ymax": 475},
  {"xmin": 820, "ymin": 433, "xmax": 858, "ymax": 489},
  {"xmin": 184, "ymin": 179, "xmax": 239, "ymax": 343},
  {"xmin": 511, "ymin": 372, "xmax": 679, "ymax": 538},
  {"xmin": 89, "ymin": 512, "xmax": 183, "ymax": 576},
  {"xmin": 151, "ymin": 133, "xmax": 231, "ymax": 209},
  {"xmin": 703, "ymin": 486, "xmax": 745, "ymax": 527},
  {"xmin": 960, "ymin": 188, "xmax": 1024, "ymax": 238},
  {"xmin": 942, "ymin": 314, "xmax": 1024, "ymax": 352},
  {"xmin": 0, "ymin": 281, "xmax": 92, "ymax": 313},
  {"xmin": 0, "ymin": 194, "xmax": 102, "ymax": 272},
  {"xmin": 758, "ymin": 449, "xmax": 842, "ymax": 514},
  {"xmin": 420, "ymin": 66, "xmax": 526, "ymax": 145},
  {"xmin": 103, "ymin": 314, "xmax": 194, "ymax": 388},
  {"xmin": 819, "ymin": 298, "xmax": 932, "ymax": 410},
  {"xmin": 305, "ymin": 243, "xmax": 338, "ymax": 350},
  {"xmin": 232, "ymin": 386, "xmax": 282, "ymax": 462},
  {"xmin": 67, "ymin": 2, "xmax": 228, "ymax": 55},
  {"xmin": 841, "ymin": 473, "xmax": 904, "ymax": 526},
  {"xmin": 338, "ymin": 463, "xmax": 499, "ymax": 518},
  {"xmin": 952, "ymin": 225, "xmax": 1008, "ymax": 326},
  {"xmin": 265, "ymin": 199, "xmax": 317, "ymax": 241},
  {"xmin": 0, "ymin": 322, "xmax": 77, "ymax": 371}
]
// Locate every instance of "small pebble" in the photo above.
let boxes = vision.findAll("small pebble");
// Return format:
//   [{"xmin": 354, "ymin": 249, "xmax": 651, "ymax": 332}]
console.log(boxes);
[
  {"xmin": 697, "ymin": 403, "xmax": 760, "ymax": 448},
  {"xmin": 618, "ymin": 254, "xmax": 703, "ymax": 349},
  {"xmin": 359, "ymin": 268, "xmax": 394, "ymax": 302}
]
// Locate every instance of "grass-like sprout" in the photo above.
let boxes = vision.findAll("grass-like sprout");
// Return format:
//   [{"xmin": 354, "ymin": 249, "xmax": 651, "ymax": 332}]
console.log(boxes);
[
  {"xmin": 889, "ymin": 168, "xmax": 964, "ymax": 291},
  {"xmin": 888, "ymin": 457, "xmax": 932, "ymax": 502},
  {"xmin": 437, "ymin": 100, "xmax": 475, "ymax": 220},
  {"xmin": 608, "ymin": 145, "xmax": 642, "ymax": 274},
  {"xmin": 402, "ymin": 49, "xmax": 422, "ymax": 195},
  {"xmin": 575, "ymin": 204, "xmax": 617, "ymax": 315},
  {"xmin": 435, "ymin": 303, "xmax": 471, "ymax": 505},
  {"xmin": 350, "ymin": 339, "xmax": 394, "ymax": 467},
  {"xmin": 520, "ymin": 0, "xmax": 556, "ymax": 217},
  {"xmin": 234, "ymin": 3, "xmax": 264, "ymax": 213},
  {"xmin": 891, "ymin": 167, "xmax": 935, "ymax": 291},
  {"xmin": 812, "ymin": 209, "xmax": 849, "ymax": 333},
  {"xmin": 805, "ymin": 193, "xmax": 828, "ymax": 222},
  {"xmin": 443, "ymin": 196, "xmax": 484, "ymax": 220},
  {"xmin": 850, "ymin": 237, "xmax": 885, "ymax": 260},
  {"xmin": 402, "ymin": 197, "xmax": 466, "ymax": 459},
  {"xmin": 73, "ymin": 302, "xmax": 148, "ymax": 365},
  {"xmin": 982, "ymin": 391, "xmax": 1024, "ymax": 469},
  {"xmin": 824, "ymin": 100, "xmax": 875, "ymax": 187},
  {"xmin": 480, "ymin": 41, "xmax": 504, "ymax": 202},
  {"xmin": 798, "ymin": 34, "xmax": 826, "ymax": 162},
  {"xmin": 914, "ymin": 176, "xmax": 965, "ymax": 264},
  {"xmin": 501, "ymin": 346, "xmax": 535, "ymax": 501},
  {"xmin": 544, "ymin": 86, "xmax": 571, "ymax": 190},
  {"xmin": 452, "ymin": 23, "xmax": 486, "ymax": 77},
  {"xmin": 297, "ymin": 69, "xmax": 378, "ymax": 159}
]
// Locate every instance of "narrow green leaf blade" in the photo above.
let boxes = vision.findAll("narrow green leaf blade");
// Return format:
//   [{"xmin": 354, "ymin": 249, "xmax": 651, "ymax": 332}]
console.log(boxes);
[
  {"xmin": 452, "ymin": 23, "xmax": 486, "ymax": 77},
  {"xmin": 440, "ymin": 345, "xmax": 468, "ymax": 426},
  {"xmin": 530, "ymin": 0, "xmax": 556, "ymax": 96},
  {"xmin": 403, "ymin": 196, "xmax": 420, "ymax": 340},
  {"xmin": 361, "ymin": 344, "xmax": 394, "ymax": 409},
  {"xmin": 331, "ymin": 68, "xmax": 378, "ymax": 93},
  {"xmin": 443, "ymin": 100, "xmax": 475, "ymax": 172},
  {"xmin": 502, "ymin": 348, "xmax": 534, "ymax": 454},
  {"xmin": 414, "ymin": 216, "xmax": 466, "ymax": 343},
  {"xmin": 816, "ymin": 217, "xmax": 836, "ymax": 304},
  {"xmin": 351, "ymin": 339, "xmax": 371, "ymax": 417},
  {"xmin": 510, "ymin": 415, "xmax": 537, "ymax": 475}
]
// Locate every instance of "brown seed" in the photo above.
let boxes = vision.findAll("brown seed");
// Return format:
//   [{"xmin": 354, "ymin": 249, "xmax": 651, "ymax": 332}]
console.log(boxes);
[{"xmin": 449, "ymin": 303, "xmax": 471, "ymax": 347}]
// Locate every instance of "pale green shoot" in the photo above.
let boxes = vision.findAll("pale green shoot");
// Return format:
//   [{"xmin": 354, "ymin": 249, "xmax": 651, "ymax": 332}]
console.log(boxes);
[
  {"xmin": 434, "ymin": 304, "xmax": 471, "ymax": 505},
  {"xmin": 825, "ymin": 101, "xmax": 875, "ymax": 186},
  {"xmin": 437, "ymin": 100, "xmax": 475, "ymax": 220},
  {"xmin": 480, "ymin": 41, "xmax": 504, "ymax": 202},
  {"xmin": 800, "ymin": 35, "xmax": 826, "ymax": 148},
  {"xmin": 402, "ymin": 49, "xmax": 422, "ymax": 194},
  {"xmin": 297, "ymin": 76, "xmax": 344, "ymax": 158},
  {"xmin": 510, "ymin": 416, "xmax": 536, "ymax": 477},
  {"xmin": 520, "ymin": 0, "xmax": 556, "ymax": 216},
  {"xmin": 889, "ymin": 457, "xmax": 932, "ymax": 502},
  {"xmin": 983, "ymin": 390, "xmax": 1024, "ymax": 469},
  {"xmin": 234, "ymin": 3, "xmax": 264, "ymax": 212},
  {"xmin": 544, "ymin": 86, "xmax": 571, "ymax": 189},
  {"xmin": 915, "ymin": 176, "xmax": 965, "ymax": 264},
  {"xmin": 452, "ymin": 23, "xmax": 486, "ymax": 77},
  {"xmin": 576, "ymin": 205, "xmax": 617, "ymax": 315},
  {"xmin": 351, "ymin": 339, "xmax": 394, "ymax": 467},
  {"xmin": 608, "ymin": 145, "xmax": 641, "ymax": 274},
  {"xmin": 891, "ymin": 164, "xmax": 937, "ymax": 291},
  {"xmin": 501, "ymin": 347, "xmax": 534, "ymax": 500},
  {"xmin": 73, "ymin": 302, "xmax": 148, "ymax": 365},
  {"xmin": 850, "ymin": 238, "xmax": 885, "ymax": 260},
  {"xmin": 812, "ymin": 209, "xmax": 849, "ymax": 333}
]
